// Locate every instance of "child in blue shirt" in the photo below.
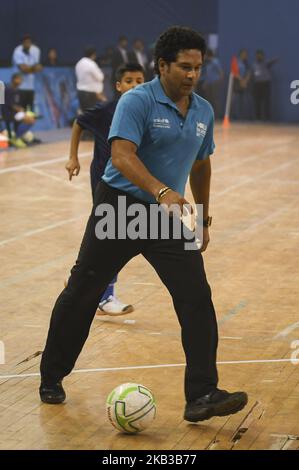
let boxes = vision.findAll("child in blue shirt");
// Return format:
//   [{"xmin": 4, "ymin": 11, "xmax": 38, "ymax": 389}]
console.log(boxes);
[{"xmin": 65, "ymin": 63, "xmax": 145, "ymax": 315}]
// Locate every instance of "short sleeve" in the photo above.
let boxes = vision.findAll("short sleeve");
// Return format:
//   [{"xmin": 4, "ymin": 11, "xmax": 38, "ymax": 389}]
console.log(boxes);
[
  {"xmin": 13, "ymin": 48, "xmax": 24, "ymax": 66},
  {"xmin": 108, "ymin": 91, "xmax": 147, "ymax": 147},
  {"xmin": 77, "ymin": 106, "xmax": 103, "ymax": 133},
  {"xmin": 91, "ymin": 62, "xmax": 104, "ymax": 82},
  {"xmin": 34, "ymin": 46, "xmax": 41, "ymax": 63},
  {"xmin": 196, "ymin": 110, "xmax": 215, "ymax": 160}
]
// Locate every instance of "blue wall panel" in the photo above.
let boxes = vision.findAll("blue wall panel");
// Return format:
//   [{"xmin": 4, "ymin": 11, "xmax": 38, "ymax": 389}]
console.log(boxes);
[{"xmin": 0, "ymin": 67, "xmax": 79, "ymax": 130}]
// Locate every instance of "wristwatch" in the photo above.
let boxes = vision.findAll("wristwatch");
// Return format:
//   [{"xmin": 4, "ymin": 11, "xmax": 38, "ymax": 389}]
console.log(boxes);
[{"xmin": 203, "ymin": 216, "xmax": 212, "ymax": 227}]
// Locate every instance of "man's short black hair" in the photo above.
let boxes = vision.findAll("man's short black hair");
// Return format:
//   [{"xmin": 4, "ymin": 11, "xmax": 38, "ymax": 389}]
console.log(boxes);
[
  {"xmin": 115, "ymin": 63, "xmax": 145, "ymax": 82},
  {"xmin": 154, "ymin": 26, "xmax": 206, "ymax": 75},
  {"xmin": 22, "ymin": 34, "xmax": 32, "ymax": 42},
  {"xmin": 11, "ymin": 72, "xmax": 22, "ymax": 81},
  {"xmin": 85, "ymin": 46, "xmax": 96, "ymax": 58}
]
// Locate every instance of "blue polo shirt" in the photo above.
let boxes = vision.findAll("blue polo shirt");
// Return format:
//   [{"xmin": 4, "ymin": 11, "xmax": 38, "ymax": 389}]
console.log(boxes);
[
  {"xmin": 12, "ymin": 45, "xmax": 41, "ymax": 90},
  {"xmin": 103, "ymin": 77, "xmax": 215, "ymax": 203}
]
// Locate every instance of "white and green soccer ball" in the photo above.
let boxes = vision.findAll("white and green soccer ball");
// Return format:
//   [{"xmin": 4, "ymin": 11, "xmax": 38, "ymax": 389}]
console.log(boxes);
[{"xmin": 106, "ymin": 383, "xmax": 156, "ymax": 433}]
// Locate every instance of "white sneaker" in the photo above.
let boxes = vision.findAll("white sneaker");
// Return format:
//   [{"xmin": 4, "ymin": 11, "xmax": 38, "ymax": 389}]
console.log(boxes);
[{"xmin": 97, "ymin": 295, "xmax": 134, "ymax": 316}]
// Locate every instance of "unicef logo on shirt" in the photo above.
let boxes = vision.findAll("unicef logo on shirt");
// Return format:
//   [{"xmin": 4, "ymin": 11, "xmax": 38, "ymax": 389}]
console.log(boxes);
[
  {"xmin": 196, "ymin": 122, "xmax": 207, "ymax": 137},
  {"xmin": 153, "ymin": 118, "xmax": 171, "ymax": 129}
]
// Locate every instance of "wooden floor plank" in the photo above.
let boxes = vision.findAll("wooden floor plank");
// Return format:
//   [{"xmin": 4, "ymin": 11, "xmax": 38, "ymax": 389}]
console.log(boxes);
[{"xmin": 0, "ymin": 123, "xmax": 298, "ymax": 449}]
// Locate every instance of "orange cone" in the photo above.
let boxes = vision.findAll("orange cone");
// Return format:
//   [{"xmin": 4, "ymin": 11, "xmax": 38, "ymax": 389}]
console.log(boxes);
[
  {"xmin": 222, "ymin": 114, "xmax": 230, "ymax": 128},
  {"xmin": 0, "ymin": 133, "xmax": 9, "ymax": 149},
  {"xmin": 223, "ymin": 56, "xmax": 239, "ymax": 129}
]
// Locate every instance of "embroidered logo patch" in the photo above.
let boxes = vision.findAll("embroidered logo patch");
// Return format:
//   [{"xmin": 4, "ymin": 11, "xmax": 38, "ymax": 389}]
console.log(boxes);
[
  {"xmin": 153, "ymin": 118, "xmax": 171, "ymax": 129},
  {"xmin": 196, "ymin": 122, "xmax": 207, "ymax": 137}
]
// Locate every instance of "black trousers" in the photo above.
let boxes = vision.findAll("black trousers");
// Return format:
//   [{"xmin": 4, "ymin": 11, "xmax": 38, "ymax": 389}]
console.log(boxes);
[
  {"xmin": 40, "ymin": 181, "xmax": 219, "ymax": 402},
  {"xmin": 202, "ymin": 82, "xmax": 222, "ymax": 120},
  {"xmin": 77, "ymin": 90, "xmax": 98, "ymax": 112},
  {"xmin": 19, "ymin": 89, "xmax": 35, "ymax": 111},
  {"xmin": 253, "ymin": 81, "xmax": 271, "ymax": 121}
]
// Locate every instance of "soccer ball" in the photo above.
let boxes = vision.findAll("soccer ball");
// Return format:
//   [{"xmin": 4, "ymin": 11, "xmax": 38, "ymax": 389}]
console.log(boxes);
[{"xmin": 106, "ymin": 383, "xmax": 156, "ymax": 433}]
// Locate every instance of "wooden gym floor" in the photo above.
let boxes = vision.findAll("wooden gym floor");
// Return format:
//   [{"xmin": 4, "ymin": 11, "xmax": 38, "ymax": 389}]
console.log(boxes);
[{"xmin": 0, "ymin": 123, "xmax": 298, "ymax": 450}]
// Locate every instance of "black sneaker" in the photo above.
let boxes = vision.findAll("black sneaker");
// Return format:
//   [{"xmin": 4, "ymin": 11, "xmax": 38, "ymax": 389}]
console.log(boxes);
[
  {"xmin": 184, "ymin": 389, "xmax": 248, "ymax": 422},
  {"xmin": 39, "ymin": 380, "xmax": 66, "ymax": 404}
]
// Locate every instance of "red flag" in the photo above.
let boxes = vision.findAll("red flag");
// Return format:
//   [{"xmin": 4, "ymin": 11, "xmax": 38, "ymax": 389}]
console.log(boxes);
[{"xmin": 231, "ymin": 56, "xmax": 239, "ymax": 77}]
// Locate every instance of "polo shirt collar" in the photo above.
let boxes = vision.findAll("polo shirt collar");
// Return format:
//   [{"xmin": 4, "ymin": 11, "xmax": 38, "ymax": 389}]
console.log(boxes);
[{"xmin": 151, "ymin": 77, "xmax": 197, "ymax": 111}]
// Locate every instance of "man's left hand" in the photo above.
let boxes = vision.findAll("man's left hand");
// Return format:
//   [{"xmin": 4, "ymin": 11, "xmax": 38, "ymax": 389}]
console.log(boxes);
[{"xmin": 200, "ymin": 226, "xmax": 210, "ymax": 252}]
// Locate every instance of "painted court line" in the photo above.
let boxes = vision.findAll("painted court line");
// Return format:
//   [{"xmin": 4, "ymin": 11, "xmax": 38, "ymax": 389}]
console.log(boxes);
[
  {"xmin": 213, "ymin": 143, "xmax": 290, "ymax": 175},
  {"xmin": 214, "ymin": 159, "xmax": 299, "ymax": 198},
  {"xmin": 221, "ymin": 336, "xmax": 243, "ymax": 340},
  {"xmin": 0, "ymin": 215, "xmax": 86, "ymax": 247},
  {"xmin": 274, "ymin": 321, "xmax": 299, "ymax": 339},
  {"xmin": 29, "ymin": 167, "xmax": 90, "ymax": 192},
  {"xmin": 0, "ymin": 251, "xmax": 75, "ymax": 289},
  {"xmin": 0, "ymin": 358, "xmax": 297, "ymax": 380},
  {"xmin": 1, "ymin": 147, "xmax": 297, "ymax": 248},
  {"xmin": 0, "ymin": 151, "xmax": 91, "ymax": 175}
]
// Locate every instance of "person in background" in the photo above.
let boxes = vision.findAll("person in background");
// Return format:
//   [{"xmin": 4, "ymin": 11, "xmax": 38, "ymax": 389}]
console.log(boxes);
[
  {"xmin": 45, "ymin": 48, "xmax": 58, "ymax": 67},
  {"xmin": 252, "ymin": 50, "xmax": 278, "ymax": 121},
  {"xmin": 75, "ymin": 46, "xmax": 107, "ymax": 112},
  {"xmin": 232, "ymin": 48, "xmax": 252, "ymax": 120},
  {"xmin": 200, "ymin": 49, "xmax": 224, "ymax": 120},
  {"xmin": 65, "ymin": 63, "xmax": 145, "ymax": 315},
  {"xmin": 98, "ymin": 46, "xmax": 114, "ymax": 67},
  {"xmin": 1, "ymin": 73, "xmax": 36, "ymax": 148},
  {"xmin": 12, "ymin": 34, "xmax": 43, "ymax": 112},
  {"xmin": 129, "ymin": 39, "xmax": 149, "ymax": 78},
  {"xmin": 110, "ymin": 36, "xmax": 129, "ymax": 95},
  {"xmin": 147, "ymin": 42, "xmax": 157, "ymax": 80}
]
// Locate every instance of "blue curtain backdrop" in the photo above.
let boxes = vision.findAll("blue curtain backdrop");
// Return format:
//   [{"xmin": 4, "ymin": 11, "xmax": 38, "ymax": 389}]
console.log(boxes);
[{"xmin": 0, "ymin": 66, "xmax": 117, "ymax": 130}]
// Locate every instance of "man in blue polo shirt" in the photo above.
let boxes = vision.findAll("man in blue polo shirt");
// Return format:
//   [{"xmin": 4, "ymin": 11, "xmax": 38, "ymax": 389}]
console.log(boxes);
[
  {"xmin": 103, "ymin": 73, "xmax": 215, "ymax": 202},
  {"xmin": 40, "ymin": 27, "xmax": 248, "ymax": 423}
]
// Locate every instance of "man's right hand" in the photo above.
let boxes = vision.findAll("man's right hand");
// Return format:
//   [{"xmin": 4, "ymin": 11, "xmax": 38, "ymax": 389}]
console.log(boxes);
[
  {"xmin": 34, "ymin": 64, "xmax": 43, "ymax": 73},
  {"xmin": 66, "ymin": 157, "xmax": 80, "ymax": 181},
  {"xmin": 158, "ymin": 190, "xmax": 193, "ymax": 217}
]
